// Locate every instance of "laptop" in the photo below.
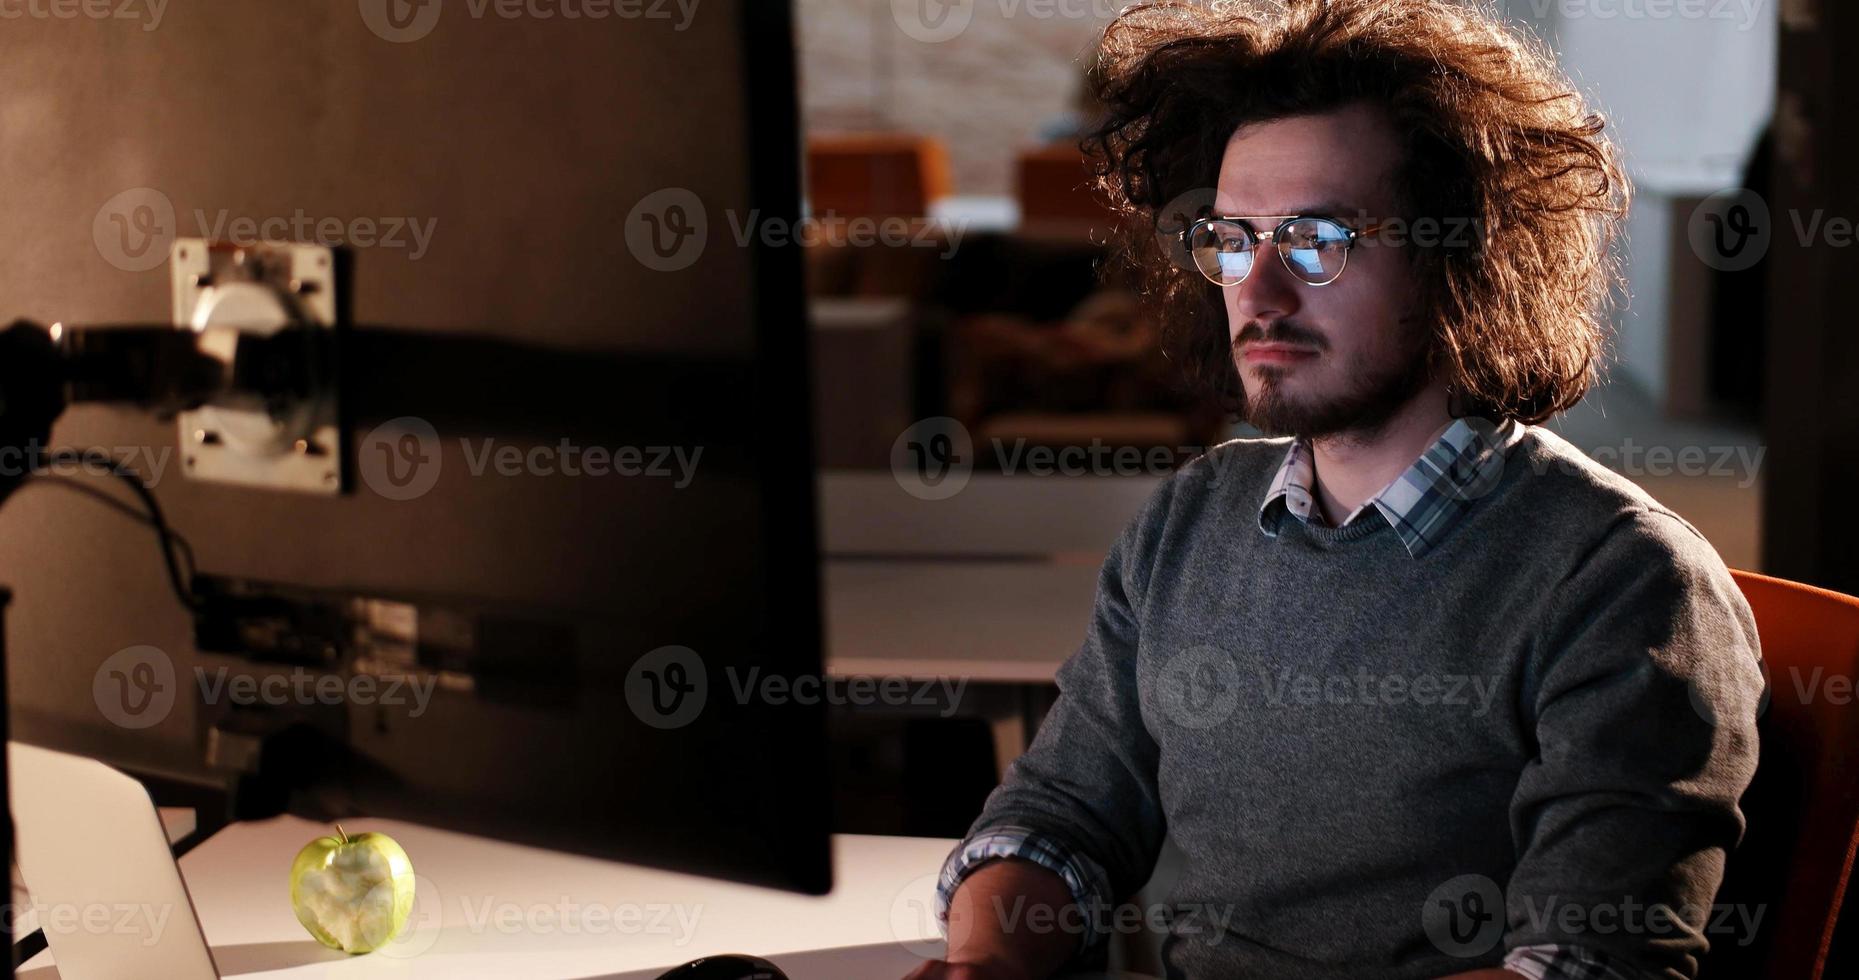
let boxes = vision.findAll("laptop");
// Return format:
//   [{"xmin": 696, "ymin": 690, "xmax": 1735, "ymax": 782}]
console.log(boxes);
[{"xmin": 8, "ymin": 742, "xmax": 219, "ymax": 980}]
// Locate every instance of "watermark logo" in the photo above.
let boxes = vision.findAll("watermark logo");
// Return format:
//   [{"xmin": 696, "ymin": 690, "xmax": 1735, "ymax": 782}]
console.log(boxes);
[
  {"xmin": 1688, "ymin": 188, "xmax": 1770, "ymax": 272},
  {"xmin": 1155, "ymin": 645, "xmax": 1241, "ymax": 730},
  {"xmin": 625, "ymin": 644, "xmax": 707, "ymax": 730},
  {"xmin": 625, "ymin": 187, "xmax": 709, "ymax": 272},
  {"xmin": 891, "ymin": 416, "xmax": 973, "ymax": 500},
  {"xmin": 375, "ymin": 872, "xmax": 445, "ymax": 959},
  {"xmin": 1687, "ymin": 189, "xmax": 1859, "ymax": 271},
  {"xmin": 93, "ymin": 187, "xmax": 176, "ymax": 273},
  {"xmin": 891, "ymin": 0, "xmax": 975, "ymax": 42},
  {"xmin": 360, "ymin": 0, "xmax": 443, "ymax": 42},
  {"xmin": 359, "ymin": 416, "xmax": 443, "ymax": 501},
  {"xmin": 1154, "ymin": 187, "xmax": 1218, "ymax": 278},
  {"xmin": 1442, "ymin": 415, "xmax": 1507, "ymax": 502},
  {"xmin": 1423, "ymin": 873, "xmax": 1506, "ymax": 957},
  {"xmin": 890, "ymin": 871, "xmax": 947, "ymax": 958},
  {"xmin": 93, "ymin": 645, "xmax": 176, "ymax": 729},
  {"xmin": 1687, "ymin": 657, "xmax": 1775, "ymax": 726}
]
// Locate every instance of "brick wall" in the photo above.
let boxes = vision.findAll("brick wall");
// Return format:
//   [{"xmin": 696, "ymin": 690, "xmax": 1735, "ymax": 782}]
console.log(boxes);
[{"xmin": 796, "ymin": 0, "xmax": 1115, "ymax": 197}]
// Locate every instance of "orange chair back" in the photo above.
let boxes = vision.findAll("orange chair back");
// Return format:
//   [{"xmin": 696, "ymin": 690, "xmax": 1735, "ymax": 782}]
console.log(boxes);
[
  {"xmin": 1016, "ymin": 144, "xmax": 1107, "ymax": 224},
  {"xmin": 1707, "ymin": 570, "xmax": 1859, "ymax": 978},
  {"xmin": 806, "ymin": 133, "xmax": 951, "ymax": 221}
]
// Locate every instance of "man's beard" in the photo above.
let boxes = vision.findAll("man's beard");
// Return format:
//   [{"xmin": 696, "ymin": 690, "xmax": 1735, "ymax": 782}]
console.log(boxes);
[{"xmin": 1234, "ymin": 317, "xmax": 1435, "ymax": 441}]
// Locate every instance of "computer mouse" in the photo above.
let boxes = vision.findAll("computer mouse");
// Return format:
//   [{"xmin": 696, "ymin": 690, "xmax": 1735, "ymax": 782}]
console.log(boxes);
[{"xmin": 652, "ymin": 953, "xmax": 789, "ymax": 980}]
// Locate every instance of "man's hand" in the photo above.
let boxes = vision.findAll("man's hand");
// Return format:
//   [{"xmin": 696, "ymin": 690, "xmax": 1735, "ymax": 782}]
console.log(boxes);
[{"xmin": 899, "ymin": 858, "xmax": 1080, "ymax": 980}]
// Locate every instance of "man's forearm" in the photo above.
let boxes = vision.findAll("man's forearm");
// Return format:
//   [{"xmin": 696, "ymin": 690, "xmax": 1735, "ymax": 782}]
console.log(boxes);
[{"xmin": 942, "ymin": 858, "xmax": 1082, "ymax": 980}]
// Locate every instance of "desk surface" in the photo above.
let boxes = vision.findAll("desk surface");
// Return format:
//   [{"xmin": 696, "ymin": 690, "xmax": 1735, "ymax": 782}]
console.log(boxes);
[{"xmin": 21, "ymin": 817, "xmax": 953, "ymax": 980}]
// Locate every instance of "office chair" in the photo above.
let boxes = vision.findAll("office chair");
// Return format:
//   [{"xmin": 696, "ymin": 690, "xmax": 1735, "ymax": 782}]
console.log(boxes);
[{"xmin": 1705, "ymin": 569, "xmax": 1859, "ymax": 979}]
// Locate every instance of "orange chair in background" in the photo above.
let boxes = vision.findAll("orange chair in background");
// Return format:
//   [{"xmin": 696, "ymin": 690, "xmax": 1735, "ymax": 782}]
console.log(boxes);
[
  {"xmin": 1015, "ymin": 144, "xmax": 1118, "ymax": 242},
  {"xmin": 1708, "ymin": 570, "xmax": 1859, "ymax": 978},
  {"xmin": 805, "ymin": 133, "xmax": 951, "ymax": 221},
  {"xmin": 1015, "ymin": 144, "xmax": 1102, "ymax": 221}
]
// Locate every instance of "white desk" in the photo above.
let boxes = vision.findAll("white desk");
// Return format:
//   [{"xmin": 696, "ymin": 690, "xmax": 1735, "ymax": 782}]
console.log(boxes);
[{"xmin": 19, "ymin": 816, "xmax": 954, "ymax": 979}]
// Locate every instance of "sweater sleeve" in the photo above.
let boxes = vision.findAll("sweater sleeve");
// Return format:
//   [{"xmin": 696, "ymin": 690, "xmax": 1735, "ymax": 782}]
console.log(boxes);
[
  {"xmin": 1506, "ymin": 508, "xmax": 1765, "ymax": 979},
  {"xmin": 936, "ymin": 475, "xmax": 1173, "ymax": 953}
]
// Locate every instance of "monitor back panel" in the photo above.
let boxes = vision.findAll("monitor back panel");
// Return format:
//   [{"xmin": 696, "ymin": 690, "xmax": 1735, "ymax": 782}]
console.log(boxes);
[{"xmin": 0, "ymin": 0, "xmax": 829, "ymax": 892}]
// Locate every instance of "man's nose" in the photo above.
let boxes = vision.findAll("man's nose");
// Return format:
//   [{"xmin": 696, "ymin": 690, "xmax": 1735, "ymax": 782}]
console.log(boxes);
[{"xmin": 1228, "ymin": 247, "xmax": 1303, "ymax": 331}]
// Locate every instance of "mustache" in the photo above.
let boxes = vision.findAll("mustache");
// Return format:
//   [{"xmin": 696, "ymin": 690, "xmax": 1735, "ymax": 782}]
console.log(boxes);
[{"xmin": 1233, "ymin": 320, "xmax": 1327, "ymax": 352}]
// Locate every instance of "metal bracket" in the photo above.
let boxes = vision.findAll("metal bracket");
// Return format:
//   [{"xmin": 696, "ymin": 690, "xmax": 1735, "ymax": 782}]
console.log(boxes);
[{"xmin": 170, "ymin": 239, "xmax": 341, "ymax": 494}]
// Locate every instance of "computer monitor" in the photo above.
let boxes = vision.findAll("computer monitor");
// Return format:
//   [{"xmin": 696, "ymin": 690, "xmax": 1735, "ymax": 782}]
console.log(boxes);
[{"xmin": 0, "ymin": 0, "xmax": 829, "ymax": 895}]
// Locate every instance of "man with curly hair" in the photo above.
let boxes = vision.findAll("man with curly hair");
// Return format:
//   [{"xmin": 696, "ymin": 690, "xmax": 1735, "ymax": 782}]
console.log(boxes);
[{"xmin": 905, "ymin": 2, "xmax": 1766, "ymax": 979}]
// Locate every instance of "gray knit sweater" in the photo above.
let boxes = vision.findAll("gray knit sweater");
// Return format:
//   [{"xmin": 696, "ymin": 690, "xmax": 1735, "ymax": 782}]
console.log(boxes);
[{"xmin": 964, "ymin": 427, "xmax": 1765, "ymax": 979}]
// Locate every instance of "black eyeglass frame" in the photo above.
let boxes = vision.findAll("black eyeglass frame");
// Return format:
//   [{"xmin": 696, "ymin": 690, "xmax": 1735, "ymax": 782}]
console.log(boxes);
[{"xmin": 1177, "ymin": 213, "xmax": 1389, "ymax": 287}]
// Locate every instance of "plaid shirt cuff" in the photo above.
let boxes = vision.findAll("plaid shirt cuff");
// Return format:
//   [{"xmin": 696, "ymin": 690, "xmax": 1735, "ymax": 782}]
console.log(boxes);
[
  {"xmin": 1505, "ymin": 943, "xmax": 1665, "ymax": 979},
  {"xmin": 935, "ymin": 825, "xmax": 1115, "ymax": 956}
]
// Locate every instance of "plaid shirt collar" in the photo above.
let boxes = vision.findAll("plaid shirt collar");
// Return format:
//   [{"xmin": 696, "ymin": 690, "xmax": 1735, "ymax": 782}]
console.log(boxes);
[{"xmin": 1258, "ymin": 416, "xmax": 1523, "ymax": 558}]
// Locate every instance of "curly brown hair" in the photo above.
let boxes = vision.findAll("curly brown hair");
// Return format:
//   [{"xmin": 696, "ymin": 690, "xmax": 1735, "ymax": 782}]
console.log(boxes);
[{"xmin": 1083, "ymin": 0, "xmax": 1629, "ymax": 425}]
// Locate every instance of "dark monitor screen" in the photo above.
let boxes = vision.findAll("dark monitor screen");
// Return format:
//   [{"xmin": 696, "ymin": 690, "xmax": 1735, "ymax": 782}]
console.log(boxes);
[{"xmin": 0, "ymin": 0, "xmax": 829, "ymax": 893}]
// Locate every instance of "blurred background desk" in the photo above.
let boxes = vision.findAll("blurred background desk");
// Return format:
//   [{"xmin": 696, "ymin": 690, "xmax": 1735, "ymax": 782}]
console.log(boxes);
[{"xmin": 818, "ymin": 471, "xmax": 1159, "ymax": 823}]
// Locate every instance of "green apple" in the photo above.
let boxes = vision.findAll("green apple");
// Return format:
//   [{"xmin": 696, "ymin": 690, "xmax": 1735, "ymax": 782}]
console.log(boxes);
[{"xmin": 289, "ymin": 824, "xmax": 417, "ymax": 954}]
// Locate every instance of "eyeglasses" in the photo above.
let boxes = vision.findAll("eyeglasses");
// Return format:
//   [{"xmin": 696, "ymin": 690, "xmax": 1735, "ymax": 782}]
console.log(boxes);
[{"xmin": 1178, "ymin": 213, "xmax": 1387, "ymax": 287}]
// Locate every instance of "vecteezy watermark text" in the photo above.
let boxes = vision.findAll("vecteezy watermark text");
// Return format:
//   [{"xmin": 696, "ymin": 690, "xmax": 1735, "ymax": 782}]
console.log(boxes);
[
  {"xmin": 988, "ymin": 896, "xmax": 1237, "ymax": 941},
  {"xmin": 2, "ymin": 901, "xmax": 174, "ymax": 946},
  {"xmin": 0, "ymin": 441, "xmax": 172, "ymax": 486},
  {"xmin": 1424, "ymin": 874, "xmax": 1766, "ymax": 958},
  {"xmin": 1494, "ymin": 0, "xmax": 1766, "ymax": 30},
  {"xmin": 192, "ymin": 208, "xmax": 437, "ymax": 260},
  {"xmin": 196, "ymin": 666, "xmax": 438, "ymax": 718},
  {"xmin": 623, "ymin": 645, "xmax": 970, "ymax": 730},
  {"xmin": 458, "ymin": 439, "xmax": 702, "ymax": 487},
  {"xmin": 724, "ymin": 668, "xmax": 968, "ymax": 717},
  {"xmin": 1260, "ymin": 667, "xmax": 1505, "ymax": 717},
  {"xmin": 361, "ymin": 0, "xmax": 701, "ymax": 42},
  {"xmin": 92, "ymin": 187, "xmax": 438, "ymax": 272},
  {"xmin": 0, "ymin": 0, "xmax": 167, "ymax": 31},
  {"xmin": 624, "ymin": 187, "xmax": 964, "ymax": 272},
  {"xmin": 456, "ymin": 896, "xmax": 702, "ymax": 942},
  {"xmin": 92, "ymin": 647, "xmax": 439, "ymax": 730},
  {"xmin": 357, "ymin": 417, "xmax": 707, "ymax": 501}
]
